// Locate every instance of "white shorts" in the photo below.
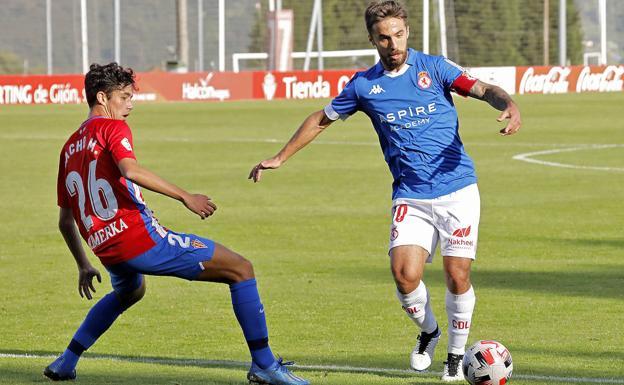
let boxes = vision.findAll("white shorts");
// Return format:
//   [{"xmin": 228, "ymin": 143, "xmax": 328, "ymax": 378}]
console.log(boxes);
[{"xmin": 388, "ymin": 183, "xmax": 480, "ymax": 261}]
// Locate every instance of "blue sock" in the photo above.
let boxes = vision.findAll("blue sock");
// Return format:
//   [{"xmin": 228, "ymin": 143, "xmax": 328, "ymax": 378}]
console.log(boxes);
[
  {"xmin": 50, "ymin": 291, "xmax": 124, "ymax": 374},
  {"xmin": 230, "ymin": 279, "xmax": 275, "ymax": 369}
]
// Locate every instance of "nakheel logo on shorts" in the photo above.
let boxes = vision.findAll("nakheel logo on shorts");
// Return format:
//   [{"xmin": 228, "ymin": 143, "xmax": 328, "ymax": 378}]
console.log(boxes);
[
  {"xmin": 452, "ymin": 225, "xmax": 471, "ymax": 238},
  {"xmin": 449, "ymin": 225, "xmax": 473, "ymax": 248}
]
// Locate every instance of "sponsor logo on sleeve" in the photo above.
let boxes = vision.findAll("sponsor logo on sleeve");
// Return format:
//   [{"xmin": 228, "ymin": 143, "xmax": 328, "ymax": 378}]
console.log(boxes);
[{"xmin": 121, "ymin": 138, "xmax": 132, "ymax": 151}]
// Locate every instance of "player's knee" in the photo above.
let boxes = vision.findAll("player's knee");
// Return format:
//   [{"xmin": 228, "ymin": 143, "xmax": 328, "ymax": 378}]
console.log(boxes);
[
  {"xmin": 119, "ymin": 281, "xmax": 146, "ymax": 310},
  {"xmin": 232, "ymin": 256, "xmax": 255, "ymax": 283},
  {"xmin": 391, "ymin": 267, "xmax": 422, "ymax": 293},
  {"xmin": 445, "ymin": 268, "xmax": 470, "ymax": 294}
]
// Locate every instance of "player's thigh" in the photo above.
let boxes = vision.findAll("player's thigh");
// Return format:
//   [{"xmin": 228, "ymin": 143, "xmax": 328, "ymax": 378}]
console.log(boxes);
[
  {"xmin": 123, "ymin": 231, "xmax": 216, "ymax": 280},
  {"xmin": 434, "ymin": 184, "xmax": 481, "ymax": 259},
  {"xmin": 389, "ymin": 199, "xmax": 439, "ymax": 262},
  {"xmin": 195, "ymin": 242, "xmax": 254, "ymax": 284}
]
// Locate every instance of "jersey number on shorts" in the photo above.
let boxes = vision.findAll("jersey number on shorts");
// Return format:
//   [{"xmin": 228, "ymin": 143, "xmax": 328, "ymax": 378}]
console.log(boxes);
[
  {"xmin": 167, "ymin": 233, "xmax": 191, "ymax": 248},
  {"xmin": 394, "ymin": 204, "xmax": 408, "ymax": 222},
  {"xmin": 65, "ymin": 159, "xmax": 118, "ymax": 230}
]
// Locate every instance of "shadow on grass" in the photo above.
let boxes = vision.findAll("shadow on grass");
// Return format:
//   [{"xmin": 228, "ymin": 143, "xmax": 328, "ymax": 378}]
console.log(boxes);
[
  {"xmin": 472, "ymin": 266, "xmax": 624, "ymax": 300},
  {"xmin": 0, "ymin": 365, "xmax": 245, "ymax": 385},
  {"xmin": 533, "ymin": 237, "xmax": 624, "ymax": 250},
  {"xmin": 344, "ymin": 263, "xmax": 624, "ymax": 300}
]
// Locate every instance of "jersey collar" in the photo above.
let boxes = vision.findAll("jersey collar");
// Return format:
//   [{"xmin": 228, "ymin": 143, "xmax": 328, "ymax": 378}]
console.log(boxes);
[{"xmin": 382, "ymin": 49, "xmax": 417, "ymax": 78}]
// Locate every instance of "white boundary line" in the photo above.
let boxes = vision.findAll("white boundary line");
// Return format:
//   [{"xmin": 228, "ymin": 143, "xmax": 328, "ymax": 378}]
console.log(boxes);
[
  {"xmin": 1, "ymin": 352, "xmax": 623, "ymax": 384},
  {"xmin": 512, "ymin": 144, "xmax": 624, "ymax": 172}
]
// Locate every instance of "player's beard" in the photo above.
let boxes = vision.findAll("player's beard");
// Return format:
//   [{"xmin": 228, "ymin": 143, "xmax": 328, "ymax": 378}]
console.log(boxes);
[{"xmin": 381, "ymin": 49, "xmax": 407, "ymax": 71}]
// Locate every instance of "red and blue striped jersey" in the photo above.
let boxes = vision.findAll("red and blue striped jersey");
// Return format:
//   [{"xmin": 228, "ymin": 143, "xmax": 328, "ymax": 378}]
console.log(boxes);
[{"xmin": 57, "ymin": 116, "xmax": 166, "ymax": 265}]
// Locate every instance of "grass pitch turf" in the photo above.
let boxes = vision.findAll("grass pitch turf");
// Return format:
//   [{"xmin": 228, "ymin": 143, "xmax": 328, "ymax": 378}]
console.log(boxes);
[{"xmin": 0, "ymin": 92, "xmax": 623, "ymax": 384}]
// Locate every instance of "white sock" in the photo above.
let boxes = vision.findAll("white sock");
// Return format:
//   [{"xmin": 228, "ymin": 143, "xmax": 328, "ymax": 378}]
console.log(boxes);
[
  {"xmin": 396, "ymin": 281, "xmax": 438, "ymax": 334},
  {"xmin": 446, "ymin": 286, "xmax": 476, "ymax": 355}
]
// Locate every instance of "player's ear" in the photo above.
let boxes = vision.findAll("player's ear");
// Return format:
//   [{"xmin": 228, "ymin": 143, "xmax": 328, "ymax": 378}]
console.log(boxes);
[
  {"xmin": 368, "ymin": 34, "xmax": 374, "ymax": 46},
  {"xmin": 96, "ymin": 91, "xmax": 108, "ymax": 105},
  {"xmin": 406, "ymin": 26, "xmax": 410, "ymax": 39}
]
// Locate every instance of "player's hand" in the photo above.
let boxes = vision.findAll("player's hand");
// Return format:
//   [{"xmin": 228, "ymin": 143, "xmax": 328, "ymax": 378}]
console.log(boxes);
[
  {"xmin": 249, "ymin": 157, "xmax": 283, "ymax": 183},
  {"xmin": 78, "ymin": 265, "xmax": 101, "ymax": 300},
  {"xmin": 498, "ymin": 102, "xmax": 521, "ymax": 136},
  {"xmin": 182, "ymin": 193, "xmax": 217, "ymax": 220}
]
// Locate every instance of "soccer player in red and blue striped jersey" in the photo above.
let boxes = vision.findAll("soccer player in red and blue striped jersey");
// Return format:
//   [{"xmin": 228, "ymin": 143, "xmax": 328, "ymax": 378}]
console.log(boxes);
[{"xmin": 46, "ymin": 63, "xmax": 308, "ymax": 385}]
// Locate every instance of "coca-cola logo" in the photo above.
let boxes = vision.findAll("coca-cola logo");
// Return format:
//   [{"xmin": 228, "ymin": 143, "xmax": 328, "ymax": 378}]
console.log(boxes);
[
  {"xmin": 576, "ymin": 65, "xmax": 624, "ymax": 92},
  {"xmin": 519, "ymin": 66, "xmax": 570, "ymax": 94}
]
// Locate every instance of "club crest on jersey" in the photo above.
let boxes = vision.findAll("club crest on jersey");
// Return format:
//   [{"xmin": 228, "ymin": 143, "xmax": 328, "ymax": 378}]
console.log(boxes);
[
  {"xmin": 369, "ymin": 84, "xmax": 385, "ymax": 95},
  {"xmin": 417, "ymin": 71, "xmax": 432, "ymax": 89},
  {"xmin": 192, "ymin": 238, "xmax": 207, "ymax": 249}
]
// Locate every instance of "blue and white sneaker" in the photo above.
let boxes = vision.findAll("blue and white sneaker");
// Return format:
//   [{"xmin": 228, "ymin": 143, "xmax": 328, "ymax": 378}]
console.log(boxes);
[{"xmin": 247, "ymin": 357, "xmax": 310, "ymax": 385}]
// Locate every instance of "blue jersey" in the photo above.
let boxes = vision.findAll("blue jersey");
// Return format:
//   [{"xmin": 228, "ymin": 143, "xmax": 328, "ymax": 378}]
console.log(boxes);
[{"xmin": 325, "ymin": 49, "xmax": 477, "ymax": 199}]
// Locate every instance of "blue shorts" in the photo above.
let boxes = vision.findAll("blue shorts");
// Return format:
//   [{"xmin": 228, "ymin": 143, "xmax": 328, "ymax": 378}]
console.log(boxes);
[{"xmin": 105, "ymin": 231, "xmax": 216, "ymax": 295}]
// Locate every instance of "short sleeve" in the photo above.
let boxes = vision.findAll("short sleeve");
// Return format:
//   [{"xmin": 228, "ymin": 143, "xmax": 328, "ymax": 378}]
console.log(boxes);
[
  {"xmin": 103, "ymin": 121, "xmax": 137, "ymax": 164},
  {"xmin": 328, "ymin": 74, "xmax": 360, "ymax": 120},
  {"xmin": 57, "ymin": 151, "xmax": 70, "ymax": 208},
  {"xmin": 434, "ymin": 57, "xmax": 465, "ymax": 90}
]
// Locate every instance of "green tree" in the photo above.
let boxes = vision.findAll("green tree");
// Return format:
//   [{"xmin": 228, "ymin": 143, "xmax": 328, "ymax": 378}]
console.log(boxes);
[
  {"xmin": 247, "ymin": 0, "xmax": 584, "ymax": 69},
  {"xmin": 0, "ymin": 51, "xmax": 23, "ymax": 74}
]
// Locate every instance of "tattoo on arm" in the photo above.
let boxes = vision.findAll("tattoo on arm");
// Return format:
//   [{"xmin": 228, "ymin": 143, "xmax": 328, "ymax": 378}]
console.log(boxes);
[{"xmin": 468, "ymin": 80, "xmax": 513, "ymax": 111}]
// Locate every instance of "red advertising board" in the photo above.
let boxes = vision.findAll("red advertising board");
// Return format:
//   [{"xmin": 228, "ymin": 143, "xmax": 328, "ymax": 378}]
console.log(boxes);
[
  {"xmin": 0, "ymin": 74, "xmax": 84, "ymax": 105},
  {"xmin": 1, "ymin": 65, "xmax": 622, "ymax": 105},
  {"xmin": 136, "ymin": 71, "xmax": 253, "ymax": 102},
  {"xmin": 251, "ymin": 70, "xmax": 357, "ymax": 101},
  {"xmin": 516, "ymin": 65, "xmax": 624, "ymax": 94},
  {"xmin": 0, "ymin": 71, "xmax": 254, "ymax": 105}
]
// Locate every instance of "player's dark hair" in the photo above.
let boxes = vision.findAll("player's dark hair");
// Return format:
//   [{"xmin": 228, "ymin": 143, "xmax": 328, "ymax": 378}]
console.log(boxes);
[
  {"xmin": 84, "ymin": 62, "xmax": 136, "ymax": 108},
  {"xmin": 365, "ymin": 0, "xmax": 409, "ymax": 34}
]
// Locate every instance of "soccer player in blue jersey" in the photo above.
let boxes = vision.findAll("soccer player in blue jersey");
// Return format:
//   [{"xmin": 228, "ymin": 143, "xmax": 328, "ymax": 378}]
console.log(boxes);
[
  {"xmin": 46, "ymin": 62, "xmax": 308, "ymax": 385},
  {"xmin": 249, "ymin": 1, "xmax": 521, "ymax": 382}
]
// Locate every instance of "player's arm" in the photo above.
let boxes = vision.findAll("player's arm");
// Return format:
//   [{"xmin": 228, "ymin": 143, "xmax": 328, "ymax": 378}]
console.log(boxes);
[
  {"xmin": 117, "ymin": 158, "xmax": 216, "ymax": 219},
  {"xmin": 467, "ymin": 80, "xmax": 521, "ymax": 136},
  {"xmin": 58, "ymin": 207, "xmax": 101, "ymax": 300},
  {"xmin": 248, "ymin": 109, "xmax": 335, "ymax": 182}
]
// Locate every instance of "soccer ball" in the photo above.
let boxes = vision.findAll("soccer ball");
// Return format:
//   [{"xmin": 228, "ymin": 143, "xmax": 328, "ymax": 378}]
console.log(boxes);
[{"xmin": 462, "ymin": 340, "xmax": 513, "ymax": 385}]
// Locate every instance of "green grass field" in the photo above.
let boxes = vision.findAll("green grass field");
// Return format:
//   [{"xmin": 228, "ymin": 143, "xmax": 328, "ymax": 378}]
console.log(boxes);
[{"xmin": 1, "ymin": 93, "xmax": 623, "ymax": 385}]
